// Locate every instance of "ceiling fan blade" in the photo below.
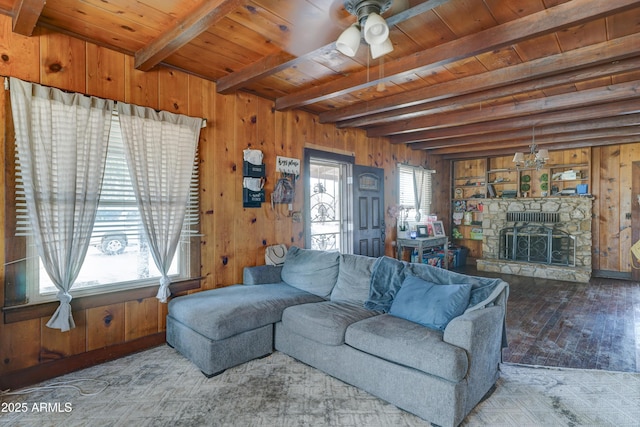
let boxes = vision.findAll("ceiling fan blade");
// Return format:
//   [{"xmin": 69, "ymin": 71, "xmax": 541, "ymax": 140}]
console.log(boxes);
[
  {"xmin": 386, "ymin": 0, "xmax": 410, "ymax": 16},
  {"xmin": 286, "ymin": 0, "xmax": 354, "ymax": 56}
]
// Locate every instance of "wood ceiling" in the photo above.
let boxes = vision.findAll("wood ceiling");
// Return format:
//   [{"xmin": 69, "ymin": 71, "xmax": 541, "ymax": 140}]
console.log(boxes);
[{"xmin": 2, "ymin": 0, "xmax": 640, "ymax": 159}]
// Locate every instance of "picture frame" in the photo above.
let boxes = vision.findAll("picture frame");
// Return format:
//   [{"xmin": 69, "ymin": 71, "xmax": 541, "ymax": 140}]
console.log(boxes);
[
  {"xmin": 417, "ymin": 225, "xmax": 429, "ymax": 237},
  {"xmin": 432, "ymin": 221, "xmax": 445, "ymax": 237}
]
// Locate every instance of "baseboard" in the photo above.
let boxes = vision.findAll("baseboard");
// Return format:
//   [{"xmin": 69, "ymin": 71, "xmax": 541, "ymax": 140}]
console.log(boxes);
[
  {"xmin": 592, "ymin": 270, "xmax": 633, "ymax": 280},
  {"xmin": 0, "ymin": 332, "xmax": 166, "ymax": 391}
]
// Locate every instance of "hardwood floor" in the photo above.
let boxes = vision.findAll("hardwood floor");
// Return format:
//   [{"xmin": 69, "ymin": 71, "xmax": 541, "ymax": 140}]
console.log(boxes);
[{"xmin": 457, "ymin": 266, "xmax": 640, "ymax": 373}]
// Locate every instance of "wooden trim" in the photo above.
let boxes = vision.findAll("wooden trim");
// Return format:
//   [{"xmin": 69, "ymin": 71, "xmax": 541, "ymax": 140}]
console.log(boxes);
[
  {"xmin": 632, "ymin": 162, "xmax": 640, "ymax": 281},
  {"xmin": 2, "ymin": 278, "xmax": 202, "ymax": 324},
  {"xmin": 592, "ymin": 270, "xmax": 633, "ymax": 280},
  {"xmin": 304, "ymin": 143, "xmax": 355, "ymax": 158},
  {"xmin": 0, "ymin": 333, "xmax": 166, "ymax": 391}
]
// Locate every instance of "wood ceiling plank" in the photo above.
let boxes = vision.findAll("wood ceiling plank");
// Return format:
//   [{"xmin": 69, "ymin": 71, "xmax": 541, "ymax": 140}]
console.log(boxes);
[
  {"xmin": 411, "ymin": 114, "xmax": 640, "ymax": 150},
  {"xmin": 432, "ymin": 0, "xmax": 498, "ymax": 37},
  {"xmin": 607, "ymin": 7, "xmax": 640, "ymax": 38},
  {"xmin": 482, "ymin": 0, "xmax": 546, "ymax": 23},
  {"xmin": 429, "ymin": 127, "xmax": 640, "ymax": 154},
  {"xmin": 512, "ymin": 33, "xmax": 561, "ymax": 61},
  {"xmin": 369, "ymin": 80, "xmax": 640, "ymax": 137},
  {"xmin": 389, "ymin": 98, "xmax": 640, "ymax": 144},
  {"xmin": 555, "ymin": 19, "xmax": 607, "ymax": 51},
  {"xmin": 12, "ymin": 0, "xmax": 45, "ymax": 36},
  {"xmin": 340, "ymin": 56, "xmax": 640, "ymax": 129},
  {"xmin": 437, "ymin": 136, "xmax": 640, "ymax": 158},
  {"xmin": 217, "ymin": 0, "xmax": 450, "ymax": 94},
  {"xmin": 276, "ymin": 0, "xmax": 640, "ymax": 111},
  {"xmin": 38, "ymin": 2, "xmax": 158, "ymax": 52},
  {"xmin": 322, "ymin": 32, "xmax": 640, "ymax": 124},
  {"xmin": 135, "ymin": 0, "xmax": 247, "ymax": 71}
]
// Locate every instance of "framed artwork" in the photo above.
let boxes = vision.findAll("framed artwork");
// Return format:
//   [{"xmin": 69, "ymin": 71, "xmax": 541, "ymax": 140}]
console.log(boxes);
[
  {"xmin": 432, "ymin": 221, "xmax": 445, "ymax": 237},
  {"xmin": 417, "ymin": 225, "xmax": 429, "ymax": 237}
]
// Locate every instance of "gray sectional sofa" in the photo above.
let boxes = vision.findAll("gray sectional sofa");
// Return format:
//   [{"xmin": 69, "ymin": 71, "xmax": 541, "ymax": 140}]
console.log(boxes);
[{"xmin": 166, "ymin": 246, "xmax": 509, "ymax": 427}]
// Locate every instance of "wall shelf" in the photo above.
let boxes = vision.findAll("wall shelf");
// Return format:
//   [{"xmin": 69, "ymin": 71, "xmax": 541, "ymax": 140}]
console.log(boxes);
[{"xmin": 451, "ymin": 151, "xmax": 592, "ymax": 264}]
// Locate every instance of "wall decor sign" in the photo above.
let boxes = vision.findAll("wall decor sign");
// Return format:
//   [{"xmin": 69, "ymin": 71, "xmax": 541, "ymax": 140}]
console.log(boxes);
[{"xmin": 276, "ymin": 156, "xmax": 300, "ymax": 175}]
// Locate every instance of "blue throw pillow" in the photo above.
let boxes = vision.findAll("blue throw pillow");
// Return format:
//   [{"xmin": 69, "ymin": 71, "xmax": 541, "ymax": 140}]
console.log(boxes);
[{"xmin": 389, "ymin": 274, "xmax": 472, "ymax": 331}]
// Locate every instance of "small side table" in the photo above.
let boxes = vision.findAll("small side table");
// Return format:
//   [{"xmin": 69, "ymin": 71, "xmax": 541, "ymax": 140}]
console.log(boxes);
[{"xmin": 396, "ymin": 236, "xmax": 449, "ymax": 269}]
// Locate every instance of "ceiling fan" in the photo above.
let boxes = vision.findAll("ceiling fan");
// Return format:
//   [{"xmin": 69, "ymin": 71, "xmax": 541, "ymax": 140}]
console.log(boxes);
[{"xmin": 336, "ymin": 0, "xmax": 399, "ymax": 59}]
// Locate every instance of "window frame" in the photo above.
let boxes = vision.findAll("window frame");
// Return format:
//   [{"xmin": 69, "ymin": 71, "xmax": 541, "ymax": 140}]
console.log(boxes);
[
  {"xmin": 3, "ymin": 89, "xmax": 202, "ymax": 316},
  {"xmin": 397, "ymin": 163, "xmax": 435, "ymax": 224}
]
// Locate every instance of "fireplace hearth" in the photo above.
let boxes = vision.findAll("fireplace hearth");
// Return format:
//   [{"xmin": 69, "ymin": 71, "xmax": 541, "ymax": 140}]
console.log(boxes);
[{"xmin": 477, "ymin": 197, "xmax": 592, "ymax": 283}]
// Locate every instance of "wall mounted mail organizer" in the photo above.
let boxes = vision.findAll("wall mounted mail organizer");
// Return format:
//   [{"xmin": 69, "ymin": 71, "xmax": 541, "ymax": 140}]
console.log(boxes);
[{"xmin": 243, "ymin": 149, "xmax": 265, "ymax": 208}]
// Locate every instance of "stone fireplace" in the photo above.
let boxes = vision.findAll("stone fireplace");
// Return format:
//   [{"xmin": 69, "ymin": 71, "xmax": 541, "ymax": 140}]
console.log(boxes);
[{"xmin": 477, "ymin": 197, "xmax": 592, "ymax": 282}]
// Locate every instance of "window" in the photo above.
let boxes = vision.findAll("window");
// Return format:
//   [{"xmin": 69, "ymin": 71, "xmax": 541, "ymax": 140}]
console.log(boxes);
[
  {"xmin": 398, "ymin": 164, "xmax": 434, "ymax": 222},
  {"xmin": 18, "ymin": 112, "xmax": 199, "ymax": 304},
  {"xmin": 304, "ymin": 149, "xmax": 353, "ymax": 253}
]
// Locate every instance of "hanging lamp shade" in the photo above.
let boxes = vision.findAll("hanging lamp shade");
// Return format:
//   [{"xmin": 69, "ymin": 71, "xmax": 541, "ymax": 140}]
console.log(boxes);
[
  {"xmin": 512, "ymin": 152, "xmax": 525, "ymax": 163},
  {"xmin": 336, "ymin": 24, "xmax": 362, "ymax": 57},
  {"xmin": 363, "ymin": 12, "xmax": 388, "ymax": 45},
  {"xmin": 536, "ymin": 148, "xmax": 550, "ymax": 161},
  {"xmin": 370, "ymin": 37, "xmax": 393, "ymax": 59}
]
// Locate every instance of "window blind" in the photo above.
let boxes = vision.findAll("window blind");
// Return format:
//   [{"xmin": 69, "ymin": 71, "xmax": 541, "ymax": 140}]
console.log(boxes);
[
  {"xmin": 398, "ymin": 164, "xmax": 434, "ymax": 218},
  {"xmin": 15, "ymin": 111, "xmax": 200, "ymax": 239}
]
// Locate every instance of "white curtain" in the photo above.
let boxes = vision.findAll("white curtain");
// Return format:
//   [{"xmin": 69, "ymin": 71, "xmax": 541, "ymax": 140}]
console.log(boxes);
[
  {"xmin": 117, "ymin": 102, "xmax": 202, "ymax": 303},
  {"xmin": 10, "ymin": 77, "xmax": 113, "ymax": 331},
  {"xmin": 413, "ymin": 167, "xmax": 428, "ymax": 222}
]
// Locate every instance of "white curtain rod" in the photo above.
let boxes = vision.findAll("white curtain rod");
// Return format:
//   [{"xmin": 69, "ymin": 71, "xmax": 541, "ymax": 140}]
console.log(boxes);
[{"xmin": 3, "ymin": 77, "xmax": 207, "ymax": 128}]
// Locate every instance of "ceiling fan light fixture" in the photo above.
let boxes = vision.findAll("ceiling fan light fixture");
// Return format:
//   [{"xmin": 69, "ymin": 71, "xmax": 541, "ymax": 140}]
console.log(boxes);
[
  {"xmin": 370, "ymin": 37, "xmax": 393, "ymax": 59},
  {"xmin": 336, "ymin": 24, "xmax": 362, "ymax": 57},
  {"xmin": 363, "ymin": 12, "xmax": 389, "ymax": 45}
]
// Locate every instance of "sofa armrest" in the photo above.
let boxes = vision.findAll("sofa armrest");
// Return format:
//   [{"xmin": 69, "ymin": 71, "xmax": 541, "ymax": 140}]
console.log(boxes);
[
  {"xmin": 443, "ymin": 306, "xmax": 504, "ymax": 352},
  {"xmin": 243, "ymin": 265, "xmax": 283, "ymax": 285},
  {"xmin": 443, "ymin": 305, "xmax": 505, "ymax": 414}
]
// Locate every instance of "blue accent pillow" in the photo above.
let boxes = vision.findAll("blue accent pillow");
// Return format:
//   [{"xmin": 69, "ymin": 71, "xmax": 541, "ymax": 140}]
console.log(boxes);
[{"xmin": 389, "ymin": 274, "xmax": 472, "ymax": 331}]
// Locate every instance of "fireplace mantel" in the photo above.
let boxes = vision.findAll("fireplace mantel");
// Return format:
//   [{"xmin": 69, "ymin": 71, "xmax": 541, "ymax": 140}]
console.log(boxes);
[{"xmin": 477, "ymin": 197, "xmax": 593, "ymax": 283}]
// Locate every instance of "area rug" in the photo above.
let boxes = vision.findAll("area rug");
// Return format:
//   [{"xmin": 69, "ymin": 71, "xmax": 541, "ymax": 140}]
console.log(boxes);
[{"xmin": 1, "ymin": 345, "xmax": 639, "ymax": 426}]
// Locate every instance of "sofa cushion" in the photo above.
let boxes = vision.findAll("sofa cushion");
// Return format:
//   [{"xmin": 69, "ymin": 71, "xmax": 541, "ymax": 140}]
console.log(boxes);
[
  {"xmin": 281, "ymin": 247, "xmax": 340, "ymax": 298},
  {"xmin": 281, "ymin": 301, "xmax": 380, "ymax": 346},
  {"xmin": 167, "ymin": 283, "xmax": 323, "ymax": 340},
  {"xmin": 330, "ymin": 253, "xmax": 376, "ymax": 306},
  {"xmin": 389, "ymin": 274, "xmax": 471, "ymax": 331},
  {"xmin": 406, "ymin": 261, "xmax": 506, "ymax": 309},
  {"xmin": 345, "ymin": 314, "xmax": 469, "ymax": 382}
]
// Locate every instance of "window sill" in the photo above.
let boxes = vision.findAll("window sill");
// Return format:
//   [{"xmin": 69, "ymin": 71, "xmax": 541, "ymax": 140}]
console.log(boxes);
[{"xmin": 2, "ymin": 278, "xmax": 202, "ymax": 324}]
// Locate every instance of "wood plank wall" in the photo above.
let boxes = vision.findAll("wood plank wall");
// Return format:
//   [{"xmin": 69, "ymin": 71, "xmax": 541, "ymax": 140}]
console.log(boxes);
[
  {"xmin": 592, "ymin": 144, "xmax": 640, "ymax": 275},
  {"xmin": 0, "ymin": 15, "xmax": 435, "ymax": 387}
]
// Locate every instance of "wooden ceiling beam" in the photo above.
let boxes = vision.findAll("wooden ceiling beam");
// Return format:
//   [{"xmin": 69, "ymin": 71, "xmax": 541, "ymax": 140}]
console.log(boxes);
[
  {"xmin": 411, "ymin": 114, "xmax": 640, "ymax": 150},
  {"xmin": 135, "ymin": 0, "xmax": 246, "ymax": 71},
  {"xmin": 11, "ymin": 0, "xmax": 45, "ymax": 36},
  {"xmin": 216, "ymin": 51, "xmax": 308, "ymax": 94},
  {"xmin": 369, "ymin": 80, "xmax": 640, "ymax": 137},
  {"xmin": 215, "ymin": 0, "xmax": 449, "ymax": 94},
  {"xmin": 323, "ymin": 33, "xmax": 640, "ymax": 124},
  {"xmin": 438, "ymin": 136, "xmax": 640, "ymax": 159},
  {"xmin": 425, "ymin": 126, "xmax": 640, "ymax": 155},
  {"xmin": 389, "ymin": 98, "xmax": 640, "ymax": 144},
  {"xmin": 275, "ymin": 0, "xmax": 640, "ymax": 111},
  {"xmin": 341, "ymin": 57, "xmax": 640, "ymax": 129}
]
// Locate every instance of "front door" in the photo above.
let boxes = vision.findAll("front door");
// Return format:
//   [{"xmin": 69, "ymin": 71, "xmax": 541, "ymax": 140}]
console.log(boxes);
[{"xmin": 353, "ymin": 165, "xmax": 385, "ymax": 257}]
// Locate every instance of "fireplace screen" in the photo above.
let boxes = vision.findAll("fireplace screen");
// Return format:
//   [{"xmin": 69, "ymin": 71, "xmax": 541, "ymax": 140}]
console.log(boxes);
[{"xmin": 499, "ymin": 224, "xmax": 575, "ymax": 266}]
